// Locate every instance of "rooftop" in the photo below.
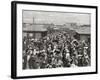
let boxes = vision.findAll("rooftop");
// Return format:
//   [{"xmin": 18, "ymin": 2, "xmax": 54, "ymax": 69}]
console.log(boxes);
[
  {"xmin": 23, "ymin": 23, "xmax": 90, "ymax": 34},
  {"xmin": 75, "ymin": 27, "xmax": 90, "ymax": 34},
  {"xmin": 23, "ymin": 24, "xmax": 47, "ymax": 32}
]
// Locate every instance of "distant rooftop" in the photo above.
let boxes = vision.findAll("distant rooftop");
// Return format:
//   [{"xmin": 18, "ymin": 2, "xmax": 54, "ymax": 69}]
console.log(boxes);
[
  {"xmin": 23, "ymin": 23, "xmax": 90, "ymax": 34},
  {"xmin": 75, "ymin": 27, "xmax": 90, "ymax": 34},
  {"xmin": 63, "ymin": 23, "xmax": 90, "ymax": 34},
  {"xmin": 23, "ymin": 24, "xmax": 47, "ymax": 32}
]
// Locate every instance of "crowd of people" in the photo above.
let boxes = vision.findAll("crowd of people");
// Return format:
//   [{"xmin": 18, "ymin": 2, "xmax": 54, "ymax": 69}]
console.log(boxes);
[{"xmin": 23, "ymin": 30, "xmax": 91, "ymax": 69}]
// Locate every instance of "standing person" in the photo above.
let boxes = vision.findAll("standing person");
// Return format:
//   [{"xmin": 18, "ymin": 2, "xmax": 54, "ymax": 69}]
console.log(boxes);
[
  {"xmin": 62, "ymin": 45, "xmax": 71, "ymax": 67},
  {"xmin": 82, "ymin": 47, "xmax": 90, "ymax": 66},
  {"xmin": 71, "ymin": 47, "xmax": 78, "ymax": 66},
  {"xmin": 27, "ymin": 50, "xmax": 33, "ymax": 69},
  {"xmin": 77, "ymin": 47, "xmax": 83, "ymax": 67},
  {"xmin": 28, "ymin": 54, "xmax": 35, "ymax": 69},
  {"xmin": 47, "ymin": 43, "xmax": 53, "ymax": 67},
  {"xmin": 23, "ymin": 50, "xmax": 27, "ymax": 69}
]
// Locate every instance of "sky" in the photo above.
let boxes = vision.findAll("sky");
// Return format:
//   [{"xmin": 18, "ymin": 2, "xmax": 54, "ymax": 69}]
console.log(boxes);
[{"xmin": 23, "ymin": 10, "xmax": 91, "ymax": 25}]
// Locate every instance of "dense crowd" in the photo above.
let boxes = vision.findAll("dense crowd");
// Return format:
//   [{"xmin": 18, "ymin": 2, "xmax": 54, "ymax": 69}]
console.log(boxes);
[{"xmin": 23, "ymin": 31, "xmax": 91, "ymax": 69}]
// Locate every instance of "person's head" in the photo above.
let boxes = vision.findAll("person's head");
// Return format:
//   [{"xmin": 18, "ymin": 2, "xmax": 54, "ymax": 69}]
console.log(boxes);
[
  {"xmin": 47, "ymin": 37, "xmax": 50, "ymax": 40},
  {"xmin": 83, "ymin": 47, "xmax": 88, "ymax": 55},
  {"xmin": 78, "ymin": 47, "xmax": 82, "ymax": 53},
  {"xmin": 36, "ymin": 47, "xmax": 39, "ymax": 51},
  {"xmin": 65, "ymin": 53, "xmax": 70, "ymax": 59},
  {"xmin": 48, "ymin": 44, "xmax": 52, "ymax": 47}
]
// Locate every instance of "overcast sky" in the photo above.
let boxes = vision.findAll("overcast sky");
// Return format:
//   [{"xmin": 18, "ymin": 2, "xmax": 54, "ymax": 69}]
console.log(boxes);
[{"xmin": 23, "ymin": 10, "xmax": 90, "ymax": 25}]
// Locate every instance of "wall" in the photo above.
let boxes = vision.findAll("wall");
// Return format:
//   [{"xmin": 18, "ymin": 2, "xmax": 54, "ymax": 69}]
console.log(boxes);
[
  {"xmin": 79, "ymin": 34, "xmax": 90, "ymax": 41},
  {"xmin": 0, "ymin": 0, "xmax": 99, "ymax": 80}
]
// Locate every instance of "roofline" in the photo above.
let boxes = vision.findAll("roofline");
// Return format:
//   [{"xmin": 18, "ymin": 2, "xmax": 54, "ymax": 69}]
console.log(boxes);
[{"xmin": 23, "ymin": 31, "xmax": 47, "ymax": 33}]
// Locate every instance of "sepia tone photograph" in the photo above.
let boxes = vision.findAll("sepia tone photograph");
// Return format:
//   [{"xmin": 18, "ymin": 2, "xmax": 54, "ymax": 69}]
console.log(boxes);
[{"xmin": 22, "ymin": 10, "xmax": 91, "ymax": 70}]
